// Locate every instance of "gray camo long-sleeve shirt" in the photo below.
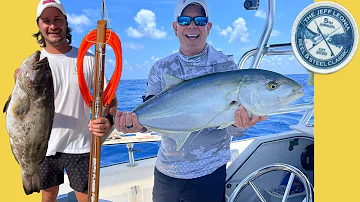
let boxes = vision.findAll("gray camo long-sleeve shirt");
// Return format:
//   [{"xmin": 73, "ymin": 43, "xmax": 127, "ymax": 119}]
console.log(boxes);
[{"xmin": 146, "ymin": 44, "xmax": 247, "ymax": 179}]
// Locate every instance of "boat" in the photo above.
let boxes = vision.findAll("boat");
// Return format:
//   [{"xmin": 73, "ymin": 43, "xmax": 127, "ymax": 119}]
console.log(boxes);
[{"xmin": 57, "ymin": 0, "xmax": 314, "ymax": 201}]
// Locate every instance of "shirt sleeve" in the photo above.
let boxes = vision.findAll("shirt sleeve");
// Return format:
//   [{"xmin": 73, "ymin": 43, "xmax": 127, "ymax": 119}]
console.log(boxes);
[
  {"xmin": 146, "ymin": 61, "xmax": 163, "ymax": 96},
  {"xmin": 226, "ymin": 125, "xmax": 248, "ymax": 138},
  {"xmin": 223, "ymin": 59, "xmax": 239, "ymax": 71}
]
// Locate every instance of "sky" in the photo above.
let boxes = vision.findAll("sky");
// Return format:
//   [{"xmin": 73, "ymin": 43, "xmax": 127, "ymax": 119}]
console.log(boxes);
[{"xmin": 55, "ymin": 0, "xmax": 313, "ymax": 80}]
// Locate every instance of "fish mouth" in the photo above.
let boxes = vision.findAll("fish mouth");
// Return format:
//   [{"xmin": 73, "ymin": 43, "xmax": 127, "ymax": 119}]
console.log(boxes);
[
  {"xmin": 281, "ymin": 91, "xmax": 304, "ymax": 104},
  {"xmin": 32, "ymin": 51, "xmax": 41, "ymax": 65},
  {"xmin": 281, "ymin": 79, "xmax": 303, "ymax": 104},
  {"xmin": 33, "ymin": 54, "xmax": 49, "ymax": 70}
]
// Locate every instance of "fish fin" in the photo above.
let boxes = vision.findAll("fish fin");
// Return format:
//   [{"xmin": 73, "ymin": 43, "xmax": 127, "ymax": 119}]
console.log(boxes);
[
  {"xmin": 163, "ymin": 74, "xmax": 184, "ymax": 91},
  {"xmin": 146, "ymin": 127, "xmax": 191, "ymax": 151},
  {"xmin": 203, "ymin": 102, "xmax": 238, "ymax": 132},
  {"xmin": 189, "ymin": 103, "xmax": 238, "ymax": 145},
  {"xmin": 9, "ymin": 140, "xmax": 20, "ymax": 164},
  {"xmin": 3, "ymin": 95, "xmax": 11, "ymax": 113},
  {"xmin": 12, "ymin": 96, "xmax": 30, "ymax": 120},
  {"xmin": 226, "ymin": 88, "xmax": 240, "ymax": 107},
  {"xmin": 171, "ymin": 132, "xmax": 192, "ymax": 151},
  {"xmin": 22, "ymin": 172, "xmax": 41, "ymax": 195},
  {"xmin": 217, "ymin": 122, "xmax": 234, "ymax": 129}
]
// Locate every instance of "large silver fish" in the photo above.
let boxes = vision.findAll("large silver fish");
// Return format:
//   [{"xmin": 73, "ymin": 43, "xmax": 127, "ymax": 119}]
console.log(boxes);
[
  {"xmin": 134, "ymin": 69, "xmax": 303, "ymax": 150},
  {"xmin": 3, "ymin": 51, "xmax": 54, "ymax": 195}
]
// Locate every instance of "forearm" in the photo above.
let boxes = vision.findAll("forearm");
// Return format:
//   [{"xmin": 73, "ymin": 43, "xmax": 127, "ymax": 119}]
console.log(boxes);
[
  {"xmin": 102, "ymin": 97, "xmax": 117, "ymax": 130},
  {"xmin": 104, "ymin": 97, "xmax": 118, "ymax": 116}
]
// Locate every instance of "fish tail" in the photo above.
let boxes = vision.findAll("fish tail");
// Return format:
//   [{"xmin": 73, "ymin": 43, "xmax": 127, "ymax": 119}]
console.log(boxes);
[{"xmin": 22, "ymin": 172, "xmax": 41, "ymax": 195}]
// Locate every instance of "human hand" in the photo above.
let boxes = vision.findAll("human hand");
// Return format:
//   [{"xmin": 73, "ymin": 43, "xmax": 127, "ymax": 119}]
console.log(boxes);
[
  {"xmin": 114, "ymin": 111, "xmax": 146, "ymax": 134},
  {"xmin": 232, "ymin": 105, "xmax": 267, "ymax": 129},
  {"xmin": 88, "ymin": 117, "xmax": 111, "ymax": 137}
]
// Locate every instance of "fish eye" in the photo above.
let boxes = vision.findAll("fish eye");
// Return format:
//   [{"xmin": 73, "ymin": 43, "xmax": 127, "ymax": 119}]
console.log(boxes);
[{"xmin": 267, "ymin": 81, "xmax": 279, "ymax": 90}]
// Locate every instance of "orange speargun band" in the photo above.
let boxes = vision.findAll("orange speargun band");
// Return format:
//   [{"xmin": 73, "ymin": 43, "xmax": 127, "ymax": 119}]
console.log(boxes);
[{"xmin": 77, "ymin": 29, "xmax": 123, "ymax": 107}]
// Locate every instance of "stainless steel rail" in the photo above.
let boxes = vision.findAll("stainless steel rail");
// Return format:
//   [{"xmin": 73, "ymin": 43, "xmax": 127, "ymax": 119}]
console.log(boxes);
[
  {"xmin": 238, "ymin": 43, "xmax": 294, "ymax": 69},
  {"xmin": 228, "ymin": 163, "xmax": 313, "ymax": 202},
  {"xmin": 249, "ymin": 0, "xmax": 276, "ymax": 69}
]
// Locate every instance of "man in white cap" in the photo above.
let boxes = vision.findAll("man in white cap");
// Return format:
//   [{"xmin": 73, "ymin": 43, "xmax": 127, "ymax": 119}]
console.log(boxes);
[
  {"xmin": 14, "ymin": 0, "xmax": 117, "ymax": 201},
  {"xmin": 114, "ymin": 0, "xmax": 267, "ymax": 201}
]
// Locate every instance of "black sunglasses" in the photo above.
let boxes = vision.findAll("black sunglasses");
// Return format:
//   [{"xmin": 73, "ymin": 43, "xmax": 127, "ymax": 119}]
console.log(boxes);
[{"xmin": 177, "ymin": 16, "xmax": 208, "ymax": 26}]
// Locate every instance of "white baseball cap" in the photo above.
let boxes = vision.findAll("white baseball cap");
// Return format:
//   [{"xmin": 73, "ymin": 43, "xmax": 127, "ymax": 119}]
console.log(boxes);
[
  {"xmin": 36, "ymin": 0, "xmax": 67, "ymax": 18},
  {"xmin": 174, "ymin": 0, "xmax": 209, "ymax": 21}
]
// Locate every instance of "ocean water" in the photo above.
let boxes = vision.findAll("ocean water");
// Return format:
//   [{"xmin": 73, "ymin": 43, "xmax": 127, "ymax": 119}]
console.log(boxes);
[{"xmin": 100, "ymin": 74, "xmax": 314, "ymax": 167}]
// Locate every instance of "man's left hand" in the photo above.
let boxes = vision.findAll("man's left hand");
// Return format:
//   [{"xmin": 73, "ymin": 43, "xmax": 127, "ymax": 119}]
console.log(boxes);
[
  {"xmin": 232, "ymin": 105, "xmax": 267, "ymax": 129},
  {"xmin": 88, "ymin": 117, "xmax": 111, "ymax": 137}
]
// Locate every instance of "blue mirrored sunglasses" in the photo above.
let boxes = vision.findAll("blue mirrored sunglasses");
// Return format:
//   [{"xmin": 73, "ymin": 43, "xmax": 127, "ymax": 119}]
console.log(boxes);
[{"xmin": 177, "ymin": 16, "xmax": 208, "ymax": 26}]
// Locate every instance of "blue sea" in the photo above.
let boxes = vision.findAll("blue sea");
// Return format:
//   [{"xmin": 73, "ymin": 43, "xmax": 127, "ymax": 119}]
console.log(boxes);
[{"xmin": 100, "ymin": 74, "xmax": 314, "ymax": 167}]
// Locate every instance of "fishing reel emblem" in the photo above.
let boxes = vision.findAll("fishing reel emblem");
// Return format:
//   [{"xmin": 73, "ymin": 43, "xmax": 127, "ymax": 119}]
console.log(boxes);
[{"xmin": 291, "ymin": 2, "xmax": 358, "ymax": 74}]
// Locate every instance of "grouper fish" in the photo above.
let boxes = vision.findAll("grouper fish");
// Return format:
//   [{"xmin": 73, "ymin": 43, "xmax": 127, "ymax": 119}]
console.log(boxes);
[
  {"xmin": 327, "ymin": 33, "xmax": 352, "ymax": 48},
  {"xmin": 3, "ymin": 51, "xmax": 54, "ymax": 195},
  {"xmin": 134, "ymin": 69, "xmax": 303, "ymax": 150}
]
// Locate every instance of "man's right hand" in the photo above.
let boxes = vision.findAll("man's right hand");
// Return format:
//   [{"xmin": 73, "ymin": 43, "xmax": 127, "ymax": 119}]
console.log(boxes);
[{"xmin": 114, "ymin": 111, "xmax": 146, "ymax": 134}]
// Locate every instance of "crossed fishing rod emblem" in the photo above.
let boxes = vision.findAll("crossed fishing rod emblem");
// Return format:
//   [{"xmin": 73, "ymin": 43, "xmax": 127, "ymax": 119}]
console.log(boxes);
[{"xmin": 299, "ymin": 20, "xmax": 348, "ymax": 57}]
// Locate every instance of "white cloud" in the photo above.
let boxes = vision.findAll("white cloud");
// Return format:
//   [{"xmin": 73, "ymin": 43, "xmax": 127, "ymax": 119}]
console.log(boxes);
[
  {"xmin": 107, "ymin": 59, "xmax": 116, "ymax": 67},
  {"xmin": 217, "ymin": 17, "xmax": 249, "ymax": 43},
  {"xmin": 151, "ymin": 56, "xmax": 159, "ymax": 62},
  {"xmin": 259, "ymin": 55, "xmax": 308, "ymax": 74},
  {"xmin": 67, "ymin": 13, "xmax": 92, "ymax": 33},
  {"xmin": 126, "ymin": 27, "xmax": 143, "ymax": 38},
  {"xmin": 123, "ymin": 60, "xmax": 133, "ymax": 70},
  {"xmin": 271, "ymin": 30, "xmax": 280, "ymax": 37},
  {"xmin": 134, "ymin": 60, "xmax": 151, "ymax": 69},
  {"xmin": 255, "ymin": 10, "xmax": 266, "ymax": 19},
  {"xmin": 127, "ymin": 65, "xmax": 133, "ymax": 70},
  {"xmin": 219, "ymin": 26, "xmax": 232, "ymax": 37},
  {"xmin": 288, "ymin": 56, "xmax": 296, "ymax": 61},
  {"xmin": 105, "ymin": 45, "xmax": 114, "ymax": 52},
  {"xmin": 123, "ymin": 57, "xmax": 156, "ymax": 71},
  {"xmin": 82, "ymin": 9, "xmax": 101, "ymax": 17},
  {"xmin": 126, "ymin": 9, "xmax": 167, "ymax": 39},
  {"xmin": 262, "ymin": 55, "xmax": 291, "ymax": 67},
  {"xmin": 124, "ymin": 42, "xmax": 145, "ymax": 50}
]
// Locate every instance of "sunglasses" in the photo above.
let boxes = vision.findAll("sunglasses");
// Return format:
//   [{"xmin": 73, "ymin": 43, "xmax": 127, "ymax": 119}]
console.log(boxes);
[{"xmin": 177, "ymin": 16, "xmax": 208, "ymax": 26}]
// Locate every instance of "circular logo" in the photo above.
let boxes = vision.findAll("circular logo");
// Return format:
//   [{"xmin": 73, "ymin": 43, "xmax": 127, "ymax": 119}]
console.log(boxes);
[{"xmin": 291, "ymin": 2, "xmax": 358, "ymax": 74}]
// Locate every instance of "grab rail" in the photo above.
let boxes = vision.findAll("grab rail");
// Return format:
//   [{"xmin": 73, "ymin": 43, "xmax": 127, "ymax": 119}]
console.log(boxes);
[
  {"xmin": 271, "ymin": 103, "xmax": 314, "ymax": 125},
  {"xmin": 249, "ymin": 0, "xmax": 276, "ymax": 69},
  {"xmin": 238, "ymin": 43, "xmax": 293, "ymax": 69}
]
